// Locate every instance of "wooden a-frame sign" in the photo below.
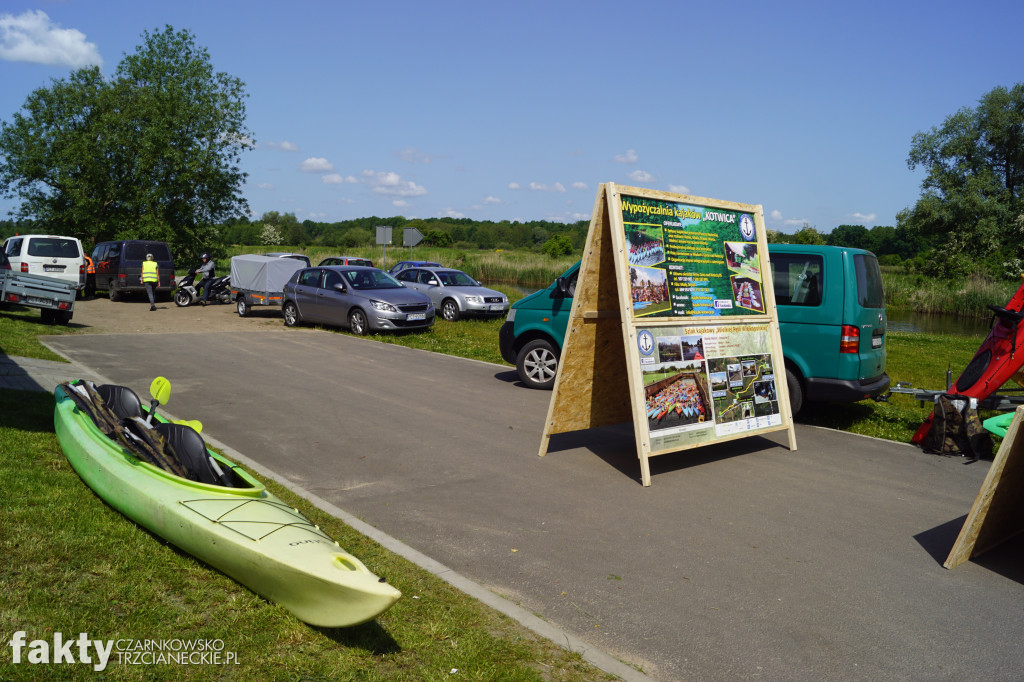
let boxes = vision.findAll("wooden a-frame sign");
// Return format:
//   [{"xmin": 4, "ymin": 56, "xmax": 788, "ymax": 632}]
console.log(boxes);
[
  {"xmin": 945, "ymin": 406, "xmax": 1024, "ymax": 568},
  {"xmin": 539, "ymin": 183, "xmax": 797, "ymax": 486}
]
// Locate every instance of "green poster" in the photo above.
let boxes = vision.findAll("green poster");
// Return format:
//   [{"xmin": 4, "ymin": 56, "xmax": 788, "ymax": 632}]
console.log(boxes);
[{"xmin": 620, "ymin": 194, "xmax": 764, "ymax": 318}]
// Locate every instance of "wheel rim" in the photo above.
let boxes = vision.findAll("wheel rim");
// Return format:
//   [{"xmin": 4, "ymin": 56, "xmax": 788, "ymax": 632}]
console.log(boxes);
[
  {"xmin": 284, "ymin": 304, "xmax": 296, "ymax": 325},
  {"xmin": 238, "ymin": 300, "xmax": 247, "ymax": 315},
  {"xmin": 351, "ymin": 311, "xmax": 366, "ymax": 334},
  {"xmin": 175, "ymin": 292, "xmax": 189, "ymax": 307},
  {"xmin": 442, "ymin": 301, "xmax": 458, "ymax": 320},
  {"xmin": 524, "ymin": 348, "xmax": 557, "ymax": 384}
]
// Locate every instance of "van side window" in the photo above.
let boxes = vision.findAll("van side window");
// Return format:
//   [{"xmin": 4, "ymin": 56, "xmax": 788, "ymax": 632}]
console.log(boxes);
[
  {"xmin": 5, "ymin": 238, "xmax": 22, "ymax": 256},
  {"xmin": 771, "ymin": 254, "xmax": 823, "ymax": 307},
  {"xmin": 107, "ymin": 244, "xmax": 121, "ymax": 260},
  {"xmin": 854, "ymin": 254, "xmax": 884, "ymax": 308}
]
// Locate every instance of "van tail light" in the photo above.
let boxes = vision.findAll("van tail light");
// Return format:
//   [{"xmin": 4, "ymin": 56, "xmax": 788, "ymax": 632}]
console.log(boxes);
[
  {"xmin": 840, "ymin": 325, "xmax": 860, "ymax": 353},
  {"xmin": 21, "ymin": 262, "xmax": 28, "ymax": 273},
  {"xmin": 170, "ymin": 274, "xmax": 176, "ymax": 287},
  {"xmin": 118, "ymin": 273, "xmax": 126, "ymax": 282},
  {"xmin": 80, "ymin": 263, "xmax": 86, "ymax": 276}
]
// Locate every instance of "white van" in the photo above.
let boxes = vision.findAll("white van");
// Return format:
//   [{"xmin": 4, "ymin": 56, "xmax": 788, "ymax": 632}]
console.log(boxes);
[{"xmin": 2, "ymin": 234, "xmax": 86, "ymax": 291}]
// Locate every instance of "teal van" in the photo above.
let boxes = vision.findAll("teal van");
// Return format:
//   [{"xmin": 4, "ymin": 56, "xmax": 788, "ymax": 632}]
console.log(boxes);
[{"xmin": 497, "ymin": 244, "xmax": 889, "ymax": 413}]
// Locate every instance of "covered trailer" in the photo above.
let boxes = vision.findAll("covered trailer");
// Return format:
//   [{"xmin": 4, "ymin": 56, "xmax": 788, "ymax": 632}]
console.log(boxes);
[{"xmin": 230, "ymin": 255, "xmax": 307, "ymax": 317}]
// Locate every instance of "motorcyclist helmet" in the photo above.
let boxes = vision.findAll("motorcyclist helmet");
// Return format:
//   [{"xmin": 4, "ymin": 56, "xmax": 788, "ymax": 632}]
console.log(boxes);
[{"xmin": 201, "ymin": 253, "xmax": 210, "ymax": 261}]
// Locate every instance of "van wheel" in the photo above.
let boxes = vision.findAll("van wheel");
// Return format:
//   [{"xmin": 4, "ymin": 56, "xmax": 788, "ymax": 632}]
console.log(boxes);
[
  {"xmin": 108, "ymin": 286, "xmax": 120, "ymax": 302},
  {"xmin": 517, "ymin": 339, "xmax": 559, "ymax": 390},
  {"xmin": 786, "ymin": 367, "xmax": 804, "ymax": 416}
]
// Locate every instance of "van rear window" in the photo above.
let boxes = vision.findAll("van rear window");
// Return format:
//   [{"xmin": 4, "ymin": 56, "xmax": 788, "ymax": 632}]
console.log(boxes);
[
  {"xmin": 27, "ymin": 238, "xmax": 80, "ymax": 258},
  {"xmin": 125, "ymin": 243, "xmax": 171, "ymax": 261},
  {"xmin": 854, "ymin": 254, "xmax": 884, "ymax": 308}
]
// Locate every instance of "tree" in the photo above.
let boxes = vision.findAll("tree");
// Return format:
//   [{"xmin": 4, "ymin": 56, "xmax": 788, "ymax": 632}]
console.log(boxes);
[
  {"xmin": 541, "ymin": 234, "xmax": 573, "ymax": 257},
  {"xmin": 900, "ymin": 83, "xmax": 1024, "ymax": 277},
  {"xmin": 0, "ymin": 26, "xmax": 252, "ymax": 261},
  {"xmin": 827, "ymin": 224, "xmax": 870, "ymax": 250}
]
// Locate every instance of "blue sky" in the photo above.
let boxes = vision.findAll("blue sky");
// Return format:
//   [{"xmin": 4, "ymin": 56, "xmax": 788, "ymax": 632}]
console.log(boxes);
[{"xmin": 1, "ymin": 1, "xmax": 1022, "ymax": 233}]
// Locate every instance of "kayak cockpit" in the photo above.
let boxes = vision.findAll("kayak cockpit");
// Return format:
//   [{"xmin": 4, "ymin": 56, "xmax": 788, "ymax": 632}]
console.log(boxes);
[{"xmin": 59, "ymin": 381, "xmax": 258, "ymax": 491}]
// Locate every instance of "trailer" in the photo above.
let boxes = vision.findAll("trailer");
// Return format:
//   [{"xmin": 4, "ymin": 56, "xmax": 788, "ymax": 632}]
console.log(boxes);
[
  {"xmin": 0, "ymin": 270, "xmax": 77, "ymax": 324},
  {"xmin": 229, "ymin": 254, "xmax": 307, "ymax": 317}
]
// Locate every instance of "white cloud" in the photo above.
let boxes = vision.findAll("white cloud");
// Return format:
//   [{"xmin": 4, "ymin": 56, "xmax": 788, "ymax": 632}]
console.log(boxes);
[
  {"xmin": 483, "ymin": 196, "xmax": 502, "ymax": 204},
  {"xmin": 614, "ymin": 149, "xmax": 638, "ymax": 164},
  {"xmin": 0, "ymin": 10, "xmax": 101, "ymax": 68},
  {"xmin": 361, "ymin": 170, "xmax": 427, "ymax": 197},
  {"xmin": 571, "ymin": 182, "xmax": 588, "ymax": 190},
  {"xmin": 398, "ymin": 147, "xmax": 444, "ymax": 164},
  {"xmin": 441, "ymin": 208, "xmax": 465, "ymax": 218},
  {"xmin": 508, "ymin": 182, "xmax": 521, "ymax": 190},
  {"xmin": 783, "ymin": 218, "xmax": 807, "ymax": 227},
  {"xmin": 770, "ymin": 210, "xmax": 783, "ymax": 220},
  {"xmin": 668, "ymin": 184, "xmax": 690, "ymax": 195},
  {"xmin": 307, "ymin": 212, "xmax": 327, "ymax": 219},
  {"xmin": 300, "ymin": 157, "xmax": 334, "ymax": 173},
  {"xmin": 628, "ymin": 169, "xmax": 655, "ymax": 183},
  {"xmin": 393, "ymin": 200, "xmax": 410, "ymax": 208},
  {"xmin": 257, "ymin": 182, "xmax": 275, "ymax": 190},
  {"xmin": 528, "ymin": 182, "xmax": 567, "ymax": 193},
  {"xmin": 265, "ymin": 140, "xmax": 299, "ymax": 152},
  {"xmin": 850, "ymin": 212, "xmax": 877, "ymax": 223},
  {"xmin": 322, "ymin": 173, "xmax": 357, "ymax": 184}
]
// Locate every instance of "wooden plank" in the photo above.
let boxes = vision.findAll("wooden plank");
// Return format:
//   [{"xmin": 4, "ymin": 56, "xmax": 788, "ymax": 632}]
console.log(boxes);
[{"xmin": 944, "ymin": 406, "xmax": 1024, "ymax": 568}]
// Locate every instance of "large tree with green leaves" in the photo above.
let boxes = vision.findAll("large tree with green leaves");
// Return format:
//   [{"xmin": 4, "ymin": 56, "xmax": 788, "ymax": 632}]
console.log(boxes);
[
  {"xmin": 898, "ymin": 83, "xmax": 1024, "ymax": 278},
  {"xmin": 0, "ymin": 26, "xmax": 252, "ymax": 259}
]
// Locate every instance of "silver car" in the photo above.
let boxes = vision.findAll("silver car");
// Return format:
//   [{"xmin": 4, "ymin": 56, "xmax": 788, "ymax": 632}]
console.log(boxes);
[
  {"xmin": 282, "ymin": 266, "xmax": 434, "ymax": 334},
  {"xmin": 394, "ymin": 267, "xmax": 509, "ymax": 321}
]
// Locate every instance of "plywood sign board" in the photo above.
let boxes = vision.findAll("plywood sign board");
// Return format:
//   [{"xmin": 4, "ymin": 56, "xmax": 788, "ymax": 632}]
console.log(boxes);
[
  {"xmin": 539, "ymin": 183, "xmax": 797, "ymax": 486},
  {"xmin": 944, "ymin": 406, "xmax": 1024, "ymax": 569}
]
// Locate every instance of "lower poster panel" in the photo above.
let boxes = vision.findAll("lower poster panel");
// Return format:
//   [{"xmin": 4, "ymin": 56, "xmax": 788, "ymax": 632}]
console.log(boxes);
[{"xmin": 635, "ymin": 322, "xmax": 782, "ymax": 453}]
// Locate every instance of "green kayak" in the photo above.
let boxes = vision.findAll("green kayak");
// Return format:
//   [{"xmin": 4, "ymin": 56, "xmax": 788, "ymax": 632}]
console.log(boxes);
[
  {"xmin": 54, "ymin": 381, "xmax": 400, "ymax": 627},
  {"xmin": 982, "ymin": 411, "xmax": 1016, "ymax": 438}
]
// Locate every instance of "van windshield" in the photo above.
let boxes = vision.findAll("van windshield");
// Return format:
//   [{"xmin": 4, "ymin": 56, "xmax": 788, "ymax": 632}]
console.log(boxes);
[{"xmin": 854, "ymin": 254, "xmax": 884, "ymax": 308}]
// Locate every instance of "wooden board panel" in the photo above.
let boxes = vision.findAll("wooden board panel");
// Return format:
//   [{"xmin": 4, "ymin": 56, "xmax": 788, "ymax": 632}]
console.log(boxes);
[{"xmin": 944, "ymin": 406, "xmax": 1024, "ymax": 568}]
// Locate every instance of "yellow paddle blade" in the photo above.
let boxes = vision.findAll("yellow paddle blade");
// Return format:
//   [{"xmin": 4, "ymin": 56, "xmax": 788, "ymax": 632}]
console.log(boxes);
[
  {"xmin": 173, "ymin": 418, "xmax": 203, "ymax": 434},
  {"xmin": 150, "ymin": 376, "xmax": 171, "ymax": 406}
]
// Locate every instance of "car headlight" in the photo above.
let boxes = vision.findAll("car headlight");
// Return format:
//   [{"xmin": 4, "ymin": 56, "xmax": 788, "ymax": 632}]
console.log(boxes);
[
  {"xmin": 370, "ymin": 300, "xmax": 399, "ymax": 313},
  {"xmin": 464, "ymin": 296, "xmax": 482, "ymax": 303}
]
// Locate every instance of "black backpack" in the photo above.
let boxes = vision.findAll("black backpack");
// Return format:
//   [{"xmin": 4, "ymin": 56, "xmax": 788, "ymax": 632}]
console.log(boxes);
[{"xmin": 921, "ymin": 393, "xmax": 993, "ymax": 461}]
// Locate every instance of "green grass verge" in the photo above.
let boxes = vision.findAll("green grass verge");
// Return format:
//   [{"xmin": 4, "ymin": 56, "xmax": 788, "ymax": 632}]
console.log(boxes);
[
  {"xmin": 0, "ymin": 390, "xmax": 619, "ymax": 681},
  {"xmin": 0, "ymin": 305, "xmax": 78, "ymax": 362}
]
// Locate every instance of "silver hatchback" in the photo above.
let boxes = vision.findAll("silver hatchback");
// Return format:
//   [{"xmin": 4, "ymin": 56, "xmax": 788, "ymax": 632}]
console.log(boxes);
[
  {"xmin": 394, "ymin": 266, "xmax": 509, "ymax": 321},
  {"xmin": 282, "ymin": 266, "xmax": 434, "ymax": 334}
]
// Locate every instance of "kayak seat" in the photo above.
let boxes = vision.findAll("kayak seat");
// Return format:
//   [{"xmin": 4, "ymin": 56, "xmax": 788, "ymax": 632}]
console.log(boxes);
[
  {"xmin": 95, "ymin": 384, "xmax": 143, "ymax": 420},
  {"xmin": 154, "ymin": 422, "xmax": 228, "ymax": 487}
]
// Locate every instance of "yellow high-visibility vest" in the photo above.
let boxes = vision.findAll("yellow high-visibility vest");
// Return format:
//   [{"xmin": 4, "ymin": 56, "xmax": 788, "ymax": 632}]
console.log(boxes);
[{"xmin": 142, "ymin": 261, "xmax": 159, "ymax": 283}]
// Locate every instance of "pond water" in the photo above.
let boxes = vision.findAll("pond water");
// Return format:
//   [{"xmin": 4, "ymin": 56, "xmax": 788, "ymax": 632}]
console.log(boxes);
[{"xmin": 885, "ymin": 310, "xmax": 993, "ymax": 337}]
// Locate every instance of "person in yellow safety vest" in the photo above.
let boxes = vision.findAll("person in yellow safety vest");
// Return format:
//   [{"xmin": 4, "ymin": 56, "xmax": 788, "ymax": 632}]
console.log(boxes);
[{"xmin": 140, "ymin": 253, "xmax": 159, "ymax": 311}]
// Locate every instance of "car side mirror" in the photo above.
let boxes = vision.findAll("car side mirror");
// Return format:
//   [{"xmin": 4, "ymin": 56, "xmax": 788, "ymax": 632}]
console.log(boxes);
[
  {"xmin": 332, "ymin": 283, "xmax": 347, "ymax": 292},
  {"xmin": 427, "ymin": 279, "xmax": 438, "ymax": 286},
  {"xmin": 551, "ymin": 276, "xmax": 570, "ymax": 299}
]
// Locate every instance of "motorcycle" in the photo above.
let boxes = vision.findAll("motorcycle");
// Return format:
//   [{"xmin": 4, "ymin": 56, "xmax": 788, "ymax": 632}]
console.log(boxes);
[{"xmin": 174, "ymin": 271, "xmax": 232, "ymax": 307}]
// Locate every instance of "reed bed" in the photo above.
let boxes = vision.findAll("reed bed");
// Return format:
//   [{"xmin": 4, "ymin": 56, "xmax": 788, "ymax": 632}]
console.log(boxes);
[
  {"xmin": 882, "ymin": 270, "xmax": 1022, "ymax": 318},
  {"xmin": 224, "ymin": 245, "xmax": 577, "ymax": 288}
]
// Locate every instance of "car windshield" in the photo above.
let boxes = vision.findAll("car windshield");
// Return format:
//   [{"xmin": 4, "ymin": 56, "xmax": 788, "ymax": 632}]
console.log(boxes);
[
  {"xmin": 437, "ymin": 271, "xmax": 477, "ymax": 286},
  {"xmin": 343, "ymin": 269, "xmax": 403, "ymax": 290}
]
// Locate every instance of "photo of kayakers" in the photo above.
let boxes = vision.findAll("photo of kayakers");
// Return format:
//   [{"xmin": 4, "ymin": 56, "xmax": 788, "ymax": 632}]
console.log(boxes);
[
  {"xmin": 642, "ymin": 360, "xmax": 713, "ymax": 434},
  {"xmin": 626, "ymin": 225, "xmax": 666, "ymax": 267},
  {"xmin": 731, "ymin": 276, "xmax": 765, "ymax": 313},
  {"xmin": 707, "ymin": 354, "xmax": 779, "ymax": 422},
  {"xmin": 631, "ymin": 265, "xmax": 671, "ymax": 316}
]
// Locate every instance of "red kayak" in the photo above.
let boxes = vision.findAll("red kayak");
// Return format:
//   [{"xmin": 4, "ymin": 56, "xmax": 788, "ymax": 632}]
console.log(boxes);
[{"xmin": 912, "ymin": 275, "xmax": 1024, "ymax": 444}]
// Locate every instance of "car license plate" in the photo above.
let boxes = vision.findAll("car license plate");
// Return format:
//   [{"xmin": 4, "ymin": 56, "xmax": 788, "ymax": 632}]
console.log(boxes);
[
  {"xmin": 27, "ymin": 296, "xmax": 50, "ymax": 306},
  {"xmin": 488, "ymin": 304, "xmax": 504, "ymax": 311},
  {"xmin": 406, "ymin": 313, "xmax": 426, "ymax": 321},
  {"xmin": 872, "ymin": 336, "xmax": 882, "ymax": 349},
  {"xmin": 44, "ymin": 265, "xmax": 63, "ymax": 272}
]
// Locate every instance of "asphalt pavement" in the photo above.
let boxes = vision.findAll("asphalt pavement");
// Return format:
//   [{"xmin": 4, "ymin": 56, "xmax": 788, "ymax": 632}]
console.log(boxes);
[{"xmin": 24, "ymin": 330, "xmax": 1024, "ymax": 681}]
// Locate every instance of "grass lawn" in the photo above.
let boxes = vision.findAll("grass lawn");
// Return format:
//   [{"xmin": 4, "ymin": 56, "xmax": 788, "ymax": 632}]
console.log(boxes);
[
  {"xmin": 0, "ymin": 305, "xmax": 77, "ymax": 362},
  {"xmin": 0, "ymin": 390, "xmax": 618, "ymax": 681}
]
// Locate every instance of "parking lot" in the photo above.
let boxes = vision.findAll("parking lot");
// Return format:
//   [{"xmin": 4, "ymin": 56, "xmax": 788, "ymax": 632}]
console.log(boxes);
[{"xmin": 28, "ymin": 298, "xmax": 1024, "ymax": 680}]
